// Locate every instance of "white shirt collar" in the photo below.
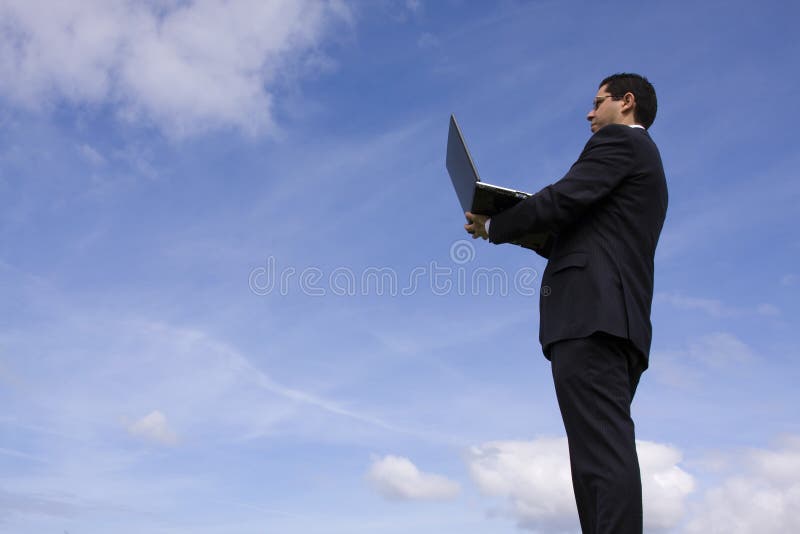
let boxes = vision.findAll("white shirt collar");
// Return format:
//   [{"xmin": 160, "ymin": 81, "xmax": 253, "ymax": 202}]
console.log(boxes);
[{"xmin": 629, "ymin": 124, "xmax": 645, "ymax": 130}]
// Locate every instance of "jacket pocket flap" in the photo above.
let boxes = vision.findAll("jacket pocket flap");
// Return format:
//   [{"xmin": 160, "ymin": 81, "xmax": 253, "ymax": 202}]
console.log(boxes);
[{"xmin": 549, "ymin": 252, "xmax": 588, "ymax": 273}]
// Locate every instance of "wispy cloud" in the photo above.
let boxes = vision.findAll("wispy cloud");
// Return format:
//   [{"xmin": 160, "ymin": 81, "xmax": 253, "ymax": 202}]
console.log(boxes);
[
  {"xmin": 91, "ymin": 318, "xmax": 406, "ymax": 439},
  {"xmin": 656, "ymin": 292, "xmax": 736, "ymax": 317},
  {"xmin": 686, "ymin": 332, "xmax": 755, "ymax": 367},
  {"xmin": 651, "ymin": 331, "xmax": 756, "ymax": 388},
  {"xmin": 656, "ymin": 292, "xmax": 781, "ymax": 319},
  {"xmin": 0, "ymin": 488, "xmax": 83, "ymax": 521},
  {"xmin": 0, "ymin": 446, "xmax": 49, "ymax": 464},
  {"xmin": 77, "ymin": 143, "xmax": 106, "ymax": 166},
  {"xmin": 756, "ymin": 303, "xmax": 781, "ymax": 316}
]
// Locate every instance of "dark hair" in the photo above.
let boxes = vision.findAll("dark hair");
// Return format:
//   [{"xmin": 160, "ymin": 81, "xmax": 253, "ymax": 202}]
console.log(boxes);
[{"xmin": 600, "ymin": 73, "xmax": 657, "ymax": 129}]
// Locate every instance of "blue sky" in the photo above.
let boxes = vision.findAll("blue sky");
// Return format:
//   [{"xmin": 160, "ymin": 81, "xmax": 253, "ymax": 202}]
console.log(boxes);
[{"xmin": 1, "ymin": 1, "xmax": 798, "ymax": 532}]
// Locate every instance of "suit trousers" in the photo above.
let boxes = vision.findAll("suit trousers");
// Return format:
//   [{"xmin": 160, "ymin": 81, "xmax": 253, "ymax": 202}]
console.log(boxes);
[{"xmin": 550, "ymin": 332, "xmax": 645, "ymax": 534}]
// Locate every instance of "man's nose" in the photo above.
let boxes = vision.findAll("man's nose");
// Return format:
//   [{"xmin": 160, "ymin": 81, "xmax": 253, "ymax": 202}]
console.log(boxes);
[{"xmin": 586, "ymin": 109, "xmax": 595, "ymax": 121}]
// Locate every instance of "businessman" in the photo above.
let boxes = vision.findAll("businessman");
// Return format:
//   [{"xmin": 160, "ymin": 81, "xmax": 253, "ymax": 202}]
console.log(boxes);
[{"xmin": 465, "ymin": 73, "xmax": 667, "ymax": 534}]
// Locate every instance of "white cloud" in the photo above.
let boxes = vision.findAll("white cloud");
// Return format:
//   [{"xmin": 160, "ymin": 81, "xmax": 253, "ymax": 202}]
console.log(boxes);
[
  {"xmin": 127, "ymin": 409, "xmax": 178, "ymax": 446},
  {"xmin": 366, "ymin": 455, "xmax": 460, "ymax": 501},
  {"xmin": 467, "ymin": 437, "xmax": 694, "ymax": 532},
  {"xmin": 683, "ymin": 437, "xmax": 800, "ymax": 534},
  {"xmin": 639, "ymin": 441, "xmax": 696, "ymax": 530},
  {"xmin": 0, "ymin": 0, "xmax": 350, "ymax": 137},
  {"xmin": 467, "ymin": 437, "xmax": 576, "ymax": 532}
]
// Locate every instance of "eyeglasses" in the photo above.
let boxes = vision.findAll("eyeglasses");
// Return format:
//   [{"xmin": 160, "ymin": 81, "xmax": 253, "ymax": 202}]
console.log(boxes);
[{"xmin": 592, "ymin": 95, "xmax": 623, "ymax": 110}]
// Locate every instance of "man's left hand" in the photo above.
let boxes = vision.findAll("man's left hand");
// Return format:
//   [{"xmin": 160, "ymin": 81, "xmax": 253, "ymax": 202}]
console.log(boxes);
[{"xmin": 464, "ymin": 211, "xmax": 489, "ymax": 240}]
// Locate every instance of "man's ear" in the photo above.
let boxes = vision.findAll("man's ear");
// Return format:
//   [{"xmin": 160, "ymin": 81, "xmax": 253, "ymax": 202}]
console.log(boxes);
[{"xmin": 621, "ymin": 92, "xmax": 636, "ymax": 114}]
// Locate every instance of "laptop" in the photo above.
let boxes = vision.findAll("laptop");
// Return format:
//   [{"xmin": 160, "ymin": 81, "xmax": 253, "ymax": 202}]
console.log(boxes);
[{"xmin": 445, "ymin": 114, "xmax": 548, "ymax": 250}]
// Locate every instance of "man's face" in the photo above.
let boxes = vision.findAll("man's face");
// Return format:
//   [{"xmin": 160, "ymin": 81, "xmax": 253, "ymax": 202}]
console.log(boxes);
[{"xmin": 587, "ymin": 84, "xmax": 624, "ymax": 133}]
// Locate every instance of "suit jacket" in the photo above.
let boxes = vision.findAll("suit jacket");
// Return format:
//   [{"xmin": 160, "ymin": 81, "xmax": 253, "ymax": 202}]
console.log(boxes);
[{"xmin": 488, "ymin": 124, "xmax": 668, "ymax": 365}]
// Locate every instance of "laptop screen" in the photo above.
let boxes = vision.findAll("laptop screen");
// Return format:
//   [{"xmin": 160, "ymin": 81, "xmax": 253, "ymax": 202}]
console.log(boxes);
[{"xmin": 446, "ymin": 114, "xmax": 480, "ymax": 213}]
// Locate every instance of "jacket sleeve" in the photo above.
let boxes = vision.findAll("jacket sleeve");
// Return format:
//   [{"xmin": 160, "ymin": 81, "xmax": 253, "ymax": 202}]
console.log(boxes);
[
  {"xmin": 533, "ymin": 234, "xmax": 554, "ymax": 259},
  {"xmin": 488, "ymin": 124, "xmax": 635, "ymax": 245}
]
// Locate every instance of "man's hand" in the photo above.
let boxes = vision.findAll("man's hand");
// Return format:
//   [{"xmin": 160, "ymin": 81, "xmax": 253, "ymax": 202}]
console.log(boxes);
[{"xmin": 464, "ymin": 211, "xmax": 489, "ymax": 240}]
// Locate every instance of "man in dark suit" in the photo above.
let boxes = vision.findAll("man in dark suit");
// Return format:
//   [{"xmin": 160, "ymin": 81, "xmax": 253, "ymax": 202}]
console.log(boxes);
[{"xmin": 465, "ymin": 73, "xmax": 667, "ymax": 534}]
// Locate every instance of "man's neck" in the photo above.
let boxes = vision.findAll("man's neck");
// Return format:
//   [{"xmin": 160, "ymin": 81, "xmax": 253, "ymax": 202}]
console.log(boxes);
[{"xmin": 613, "ymin": 115, "xmax": 638, "ymax": 127}]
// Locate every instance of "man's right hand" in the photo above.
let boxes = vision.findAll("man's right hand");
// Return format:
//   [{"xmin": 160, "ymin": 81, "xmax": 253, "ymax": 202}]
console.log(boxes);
[{"xmin": 464, "ymin": 212, "xmax": 489, "ymax": 240}]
